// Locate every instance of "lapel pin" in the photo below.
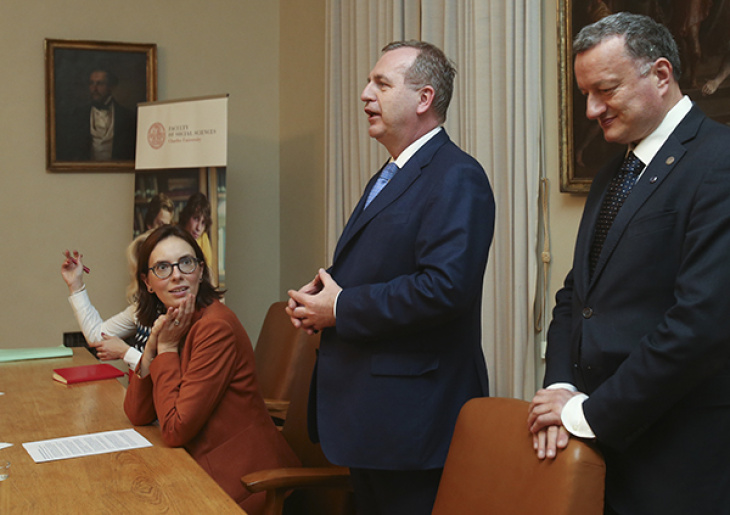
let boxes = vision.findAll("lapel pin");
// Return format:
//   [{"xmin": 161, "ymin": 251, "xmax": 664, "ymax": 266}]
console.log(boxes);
[
  {"xmin": 649, "ymin": 176, "xmax": 658, "ymax": 184},
  {"xmin": 665, "ymin": 156, "xmax": 675, "ymax": 165}
]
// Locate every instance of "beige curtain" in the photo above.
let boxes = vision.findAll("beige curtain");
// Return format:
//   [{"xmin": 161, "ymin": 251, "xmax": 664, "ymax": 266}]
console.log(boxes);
[
  {"xmin": 325, "ymin": 0, "xmax": 421, "ymax": 247},
  {"xmin": 325, "ymin": 0, "xmax": 544, "ymax": 399}
]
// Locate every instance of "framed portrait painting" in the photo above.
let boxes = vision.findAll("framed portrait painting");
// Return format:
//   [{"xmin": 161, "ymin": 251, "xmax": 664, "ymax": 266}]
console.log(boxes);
[
  {"xmin": 558, "ymin": 0, "xmax": 730, "ymax": 193},
  {"xmin": 45, "ymin": 39, "xmax": 157, "ymax": 172}
]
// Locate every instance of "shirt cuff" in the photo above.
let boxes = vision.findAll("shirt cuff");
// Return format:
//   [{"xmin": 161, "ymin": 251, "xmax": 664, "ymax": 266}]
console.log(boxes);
[
  {"xmin": 561, "ymin": 393, "xmax": 596, "ymax": 439},
  {"xmin": 547, "ymin": 382, "xmax": 577, "ymax": 392},
  {"xmin": 67, "ymin": 286, "xmax": 89, "ymax": 309},
  {"xmin": 333, "ymin": 290, "xmax": 341, "ymax": 320},
  {"xmin": 123, "ymin": 347, "xmax": 142, "ymax": 370},
  {"xmin": 70, "ymin": 283, "xmax": 87, "ymax": 296}
]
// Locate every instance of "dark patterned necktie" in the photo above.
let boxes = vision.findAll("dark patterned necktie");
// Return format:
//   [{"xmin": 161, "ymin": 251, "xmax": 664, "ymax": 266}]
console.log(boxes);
[{"xmin": 589, "ymin": 151, "xmax": 644, "ymax": 276}]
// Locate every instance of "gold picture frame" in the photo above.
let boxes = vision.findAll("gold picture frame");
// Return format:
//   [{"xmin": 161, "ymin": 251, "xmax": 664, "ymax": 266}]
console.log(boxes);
[
  {"xmin": 45, "ymin": 39, "xmax": 157, "ymax": 172},
  {"xmin": 559, "ymin": 0, "xmax": 730, "ymax": 193},
  {"xmin": 558, "ymin": 0, "xmax": 622, "ymax": 193}
]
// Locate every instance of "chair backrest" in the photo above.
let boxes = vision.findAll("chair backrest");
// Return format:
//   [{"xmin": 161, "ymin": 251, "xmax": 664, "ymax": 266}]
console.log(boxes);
[
  {"xmin": 276, "ymin": 326, "xmax": 355, "ymax": 515},
  {"xmin": 254, "ymin": 301, "xmax": 313, "ymax": 402},
  {"xmin": 280, "ymin": 331, "xmax": 330, "ymax": 467},
  {"xmin": 244, "ymin": 322, "xmax": 353, "ymax": 515},
  {"xmin": 432, "ymin": 397, "xmax": 605, "ymax": 515}
]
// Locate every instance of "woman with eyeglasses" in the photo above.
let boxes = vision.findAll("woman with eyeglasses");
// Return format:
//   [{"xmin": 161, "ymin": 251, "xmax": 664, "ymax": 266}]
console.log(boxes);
[{"xmin": 123, "ymin": 224, "xmax": 299, "ymax": 513}]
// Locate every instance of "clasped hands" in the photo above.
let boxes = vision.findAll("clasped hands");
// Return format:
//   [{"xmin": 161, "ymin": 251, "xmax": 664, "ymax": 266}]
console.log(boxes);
[
  {"xmin": 286, "ymin": 268, "xmax": 341, "ymax": 334},
  {"xmin": 527, "ymin": 387, "xmax": 579, "ymax": 459},
  {"xmin": 138, "ymin": 294, "xmax": 195, "ymax": 377}
]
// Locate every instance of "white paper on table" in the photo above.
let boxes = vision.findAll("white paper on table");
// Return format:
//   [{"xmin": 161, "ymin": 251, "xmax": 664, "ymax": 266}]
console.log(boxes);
[{"xmin": 22, "ymin": 429, "xmax": 152, "ymax": 463}]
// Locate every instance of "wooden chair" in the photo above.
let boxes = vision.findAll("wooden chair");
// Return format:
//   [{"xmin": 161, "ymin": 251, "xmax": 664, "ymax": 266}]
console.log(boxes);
[
  {"xmin": 432, "ymin": 397, "xmax": 605, "ymax": 515},
  {"xmin": 243, "ymin": 332, "xmax": 354, "ymax": 515},
  {"xmin": 254, "ymin": 301, "xmax": 319, "ymax": 423}
]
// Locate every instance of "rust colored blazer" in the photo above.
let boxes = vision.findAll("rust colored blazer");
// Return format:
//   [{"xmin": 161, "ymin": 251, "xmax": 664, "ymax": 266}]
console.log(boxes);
[{"xmin": 124, "ymin": 300, "xmax": 299, "ymax": 513}]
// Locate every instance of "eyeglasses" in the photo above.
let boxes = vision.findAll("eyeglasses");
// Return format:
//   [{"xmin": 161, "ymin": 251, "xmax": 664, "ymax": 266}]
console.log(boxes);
[{"xmin": 148, "ymin": 256, "xmax": 201, "ymax": 279}]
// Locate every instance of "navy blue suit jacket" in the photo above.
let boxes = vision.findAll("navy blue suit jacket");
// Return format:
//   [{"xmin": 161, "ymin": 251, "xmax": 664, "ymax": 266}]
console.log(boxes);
[
  {"xmin": 545, "ymin": 106, "xmax": 730, "ymax": 514},
  {"xmin": 309, "ymin": 129, "xmax": 495, "ymax": 470}
]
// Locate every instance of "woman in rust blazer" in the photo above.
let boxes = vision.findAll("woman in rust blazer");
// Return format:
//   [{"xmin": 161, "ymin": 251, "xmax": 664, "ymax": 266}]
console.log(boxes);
[{"xmin": 124, "ymin": 225, "xmax": 299, "ymax": 513}]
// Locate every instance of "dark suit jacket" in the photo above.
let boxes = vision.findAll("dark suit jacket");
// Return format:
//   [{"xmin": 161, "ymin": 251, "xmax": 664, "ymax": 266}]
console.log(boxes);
[
  {"xmin": 124, "ymin": 300, "xmax": 300, "ymax": 513},
  {"xmin": 56, "ymin": 98, "xmax": 137, "ymax": 161},
  {"xmin": 309, "ymin": 129, "xmax": 495, "ymax": 470},
  {"xmin": 545, "ymin": 106, "xmax": 730, "ymax": 514}
]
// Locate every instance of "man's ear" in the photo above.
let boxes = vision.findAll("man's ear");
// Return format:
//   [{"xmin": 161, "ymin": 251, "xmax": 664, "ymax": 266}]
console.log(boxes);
[
  {"xmin": 653, "ymin": 58, "xmax": 674, "ymax": 92},
  {"xmin": 416, "ymin": 85, "xmax": 435, "ymax": 115}
]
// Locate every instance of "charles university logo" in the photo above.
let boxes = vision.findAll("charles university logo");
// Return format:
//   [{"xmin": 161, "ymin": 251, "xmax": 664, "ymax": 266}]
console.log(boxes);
[{"xmin": 147, "ymin": 122, "xmax": 166, "ymax": 150}]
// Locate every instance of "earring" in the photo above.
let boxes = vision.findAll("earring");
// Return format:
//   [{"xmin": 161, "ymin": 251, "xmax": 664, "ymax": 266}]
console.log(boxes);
[{"xmin": 148, "ymin": 287, "xmax": 154, "ymax": 293}]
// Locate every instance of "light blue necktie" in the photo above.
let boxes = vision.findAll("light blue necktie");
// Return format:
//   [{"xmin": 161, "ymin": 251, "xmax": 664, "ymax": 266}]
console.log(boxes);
[{"xmin": 364, "ymin": 162, "xmax": 399, "ymax": 209}]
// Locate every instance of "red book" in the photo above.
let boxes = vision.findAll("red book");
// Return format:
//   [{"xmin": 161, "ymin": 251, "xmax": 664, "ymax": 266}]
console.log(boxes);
[{"xmin": 52, "ymin": 364, "xmax": 124, "ymax": 384}]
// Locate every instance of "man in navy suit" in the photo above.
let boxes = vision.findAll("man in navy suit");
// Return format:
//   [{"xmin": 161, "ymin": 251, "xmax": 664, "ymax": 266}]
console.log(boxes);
[
  {"xmin": 528, "ymin": 13, "xmax": 730, "ymax": 514},
  {"xmin": 287, "ymin": 40, "xmax": 494, "ymax": 514}
]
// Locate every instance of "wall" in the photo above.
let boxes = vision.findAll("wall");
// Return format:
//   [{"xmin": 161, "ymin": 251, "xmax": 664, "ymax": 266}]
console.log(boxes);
[
  {"xmin": 279, "ymin": 0, "xmax": 327, "ymax": 297},
  {"xmin": 0, "ymin": 0, "xmax": 585, "ymax": 365},
  {"xmin": 0, "ymin": 0, "xmax": 283, "ymax": 347}
]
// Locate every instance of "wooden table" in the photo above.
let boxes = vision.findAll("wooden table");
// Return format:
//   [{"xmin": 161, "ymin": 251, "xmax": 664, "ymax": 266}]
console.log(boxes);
[{"xmin": 0, "ymin": 349, "xmax": 244, "ymax": 513}]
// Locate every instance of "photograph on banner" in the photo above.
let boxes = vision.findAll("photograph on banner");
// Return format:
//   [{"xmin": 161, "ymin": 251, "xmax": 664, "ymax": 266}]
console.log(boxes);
[{"xmin": 134, "ymin": 167, "xmax": 226, "ymax": 288}]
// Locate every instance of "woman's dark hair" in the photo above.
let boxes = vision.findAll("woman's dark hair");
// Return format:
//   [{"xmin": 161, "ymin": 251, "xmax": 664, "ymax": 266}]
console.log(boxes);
[
  {"xmin": 135, "ymin": 224, "xmax": 223, "ymax": 327},
  {"xmin": 178, "ymin": 192, "xmax": 212, "ymax": 236}
]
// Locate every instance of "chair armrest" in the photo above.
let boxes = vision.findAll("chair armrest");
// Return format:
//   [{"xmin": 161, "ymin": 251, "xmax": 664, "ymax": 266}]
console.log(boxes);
[
  {"xmin": 242, "ymin": 466, "xmax": 351, "ymax": 493},
  {"xmin": 264, "ymin": 399, "xmax": 291, "ymax": 411},
  {"xmin": 265, "ymin": 398, "xmax": 290, "ymax": 414},
  {"xmin": 265, "ymin": 399, "xmax": 290, "ymax": 428}
]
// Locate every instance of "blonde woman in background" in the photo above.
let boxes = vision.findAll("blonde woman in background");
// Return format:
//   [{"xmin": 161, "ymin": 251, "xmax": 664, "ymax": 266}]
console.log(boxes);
[{"xmin": 61, "ymin": 231, "xmax": 151, "ymax": 369}]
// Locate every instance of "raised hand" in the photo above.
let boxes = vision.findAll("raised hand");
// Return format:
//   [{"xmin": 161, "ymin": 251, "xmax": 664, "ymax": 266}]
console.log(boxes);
[{"xmin": 61, "ymin": 250, "xmax": 86, "ymax": 293}]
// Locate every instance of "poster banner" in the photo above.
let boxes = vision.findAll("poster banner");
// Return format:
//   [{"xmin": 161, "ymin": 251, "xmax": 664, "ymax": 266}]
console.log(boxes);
[
  {"xmin": 133, "ymin": 168, "xmax": 227, "ymax": 288},
  {"xmin": 135, "ymin": 95, "xmax": 228, "ymax": 169}
]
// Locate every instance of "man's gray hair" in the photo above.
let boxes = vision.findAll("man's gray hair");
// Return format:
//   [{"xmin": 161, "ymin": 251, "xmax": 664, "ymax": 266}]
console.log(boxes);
[
  {"xmin": 382, "ymin": 40, "xmax": 456, "ymax": 123},
  {"xmin": 573, "ymin": 12, "xmax": 681, "ymax": 80}
]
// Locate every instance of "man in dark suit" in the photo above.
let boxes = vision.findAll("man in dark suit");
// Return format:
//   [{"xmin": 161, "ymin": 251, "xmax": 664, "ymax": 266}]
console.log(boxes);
[
  {"xmin": 56, "ymin": 68, "xmax": 137, "ymax": 161},
  {"xmin": 287, "ymin": 40, "xmax": 494, "ymax": 515},
  {"xmin": 528, "ymin": 13, "xmax": 730, "ymax": 514}
]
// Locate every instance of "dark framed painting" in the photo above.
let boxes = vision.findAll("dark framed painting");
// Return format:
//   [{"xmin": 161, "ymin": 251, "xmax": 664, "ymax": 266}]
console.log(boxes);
[
  {"xmin": 45, "ymin": 39, "xmax": 157, "ymax": 172},
  {"xmin": 558, "ymin": 0, "xmax": 730, "ymax": 193}
]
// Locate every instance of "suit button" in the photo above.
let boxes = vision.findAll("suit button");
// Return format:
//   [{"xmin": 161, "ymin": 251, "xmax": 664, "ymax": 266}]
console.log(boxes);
[{"xmin": 582, "ymin": 307, "xmax": 593, "ymax": 319}]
